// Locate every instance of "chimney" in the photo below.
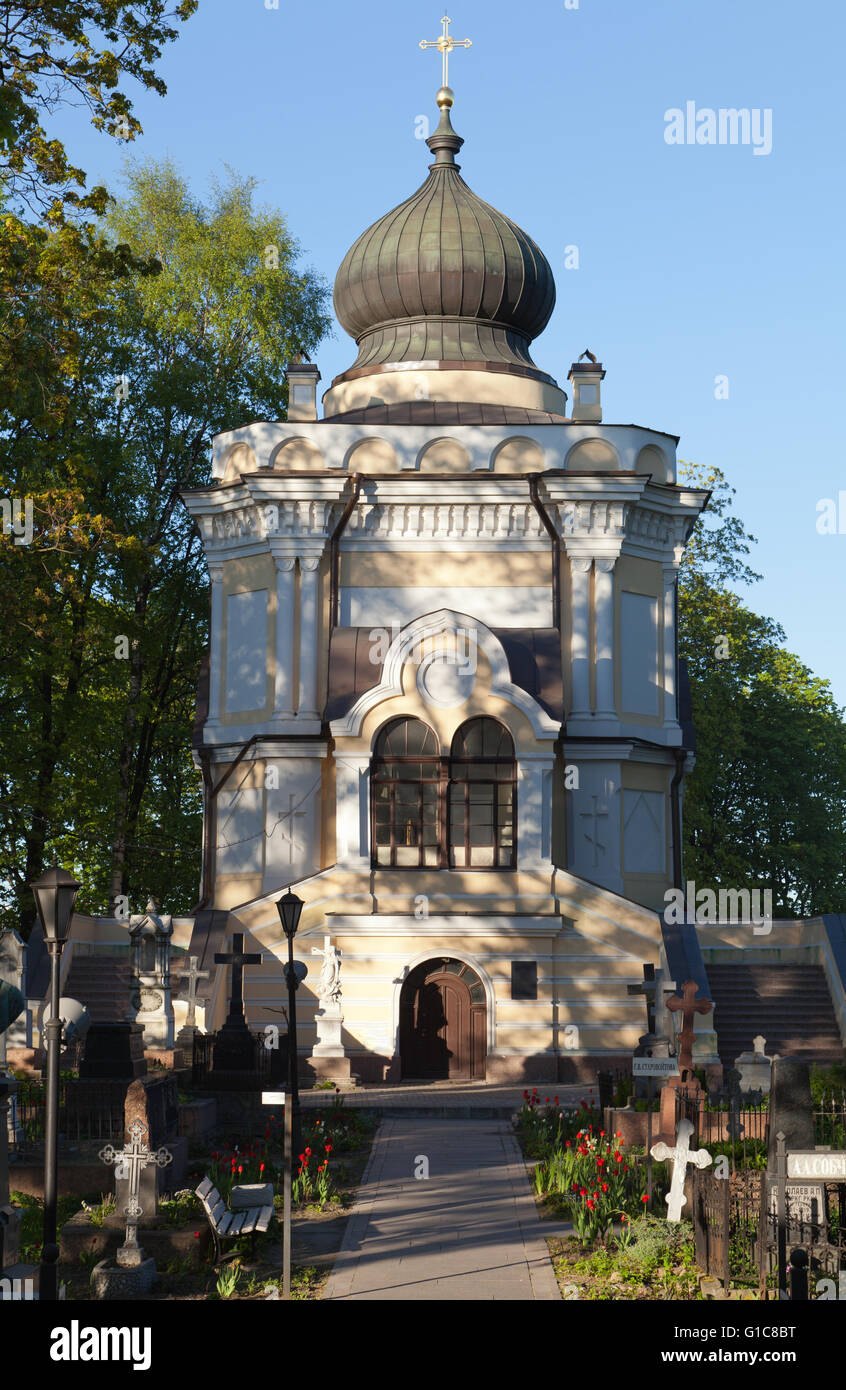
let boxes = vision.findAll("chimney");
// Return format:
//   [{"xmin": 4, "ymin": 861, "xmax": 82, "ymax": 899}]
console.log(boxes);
[
  {"xmin": 568, "ymin": 355, "xmax": 606, "ymax": 423},
  {"xmin": 286, "ymin": 361, "xmax": 321, "ymax": 422}
]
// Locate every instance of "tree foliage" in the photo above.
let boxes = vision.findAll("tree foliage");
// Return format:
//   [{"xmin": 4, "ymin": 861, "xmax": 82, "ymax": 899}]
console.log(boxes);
[
  {"xmin": 0, "ymin": 159, "xmax": 331, "ymax": 933},
  {"xmin": 678, "ymin": 462, "xmax": 846, "ymax": 915},
  {"xmin": 0, "ymin": 0, "xmax": 197, "ymax": 217}
]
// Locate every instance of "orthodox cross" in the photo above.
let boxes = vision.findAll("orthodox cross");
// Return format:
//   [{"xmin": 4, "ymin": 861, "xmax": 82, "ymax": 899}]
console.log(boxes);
[
  {"xmin": 278, "ymin": 793, "xmax": 307, "ymax": 865},
  {"xmin": 627, "ymin": 963, "xmax": 659, "ymax": 1036},
  {"xmin": 181, "ymin": 954, "xmax": 210, "ymax": 1028},
  {"xmin": 579, "ymin": 795, "xmax": 608, "ymax": 868},
  {"xmin": 419, "ymin": 14, "xmax": 472, "ymax": 88},
  {"xmin": 99, "ymin": 1119, "xmax": 172, "ymax": 1266},
  {"xmin": 666, "ymin": 979, "xmax": 713, "ymax": 1078},
  {"xmin": 650, "ymin": 1117, "xmax": 712, "ymax": 1221},
  {"xmin": 215, "ymin": 932, "xmax": 262, "ymax": 1029}
]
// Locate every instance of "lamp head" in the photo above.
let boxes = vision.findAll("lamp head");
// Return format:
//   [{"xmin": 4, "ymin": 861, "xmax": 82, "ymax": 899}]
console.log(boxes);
[
  {"xmin": 31, "ymin": 864, "xmax": 81, "ymax": 946},
  {"xmin": 276, "ymin": 890, "xmax": 304, "ymax": 941}
]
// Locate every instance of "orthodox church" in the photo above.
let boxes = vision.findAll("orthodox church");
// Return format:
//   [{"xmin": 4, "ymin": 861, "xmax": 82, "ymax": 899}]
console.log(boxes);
[{"xmin": 180, "ymin": 72, "xmax": 713, "ymax": 1084}]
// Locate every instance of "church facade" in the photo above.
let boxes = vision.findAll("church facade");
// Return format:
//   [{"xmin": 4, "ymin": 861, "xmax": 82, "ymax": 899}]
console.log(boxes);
[{"xmin": 182, "ymin": 85, "xmax": 710, "ymax": 1082}]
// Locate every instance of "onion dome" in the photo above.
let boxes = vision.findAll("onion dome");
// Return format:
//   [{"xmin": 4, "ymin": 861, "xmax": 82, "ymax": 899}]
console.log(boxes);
[{"xmin": 332, "ymin": 88, "xmax": 557, "ymax": 385}]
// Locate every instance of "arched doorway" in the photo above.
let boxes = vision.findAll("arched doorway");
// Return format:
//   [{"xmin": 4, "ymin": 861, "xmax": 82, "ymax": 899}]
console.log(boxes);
[{"xmin": 399, "ymin": 958, "xmax": 487, "ymax": 1080}]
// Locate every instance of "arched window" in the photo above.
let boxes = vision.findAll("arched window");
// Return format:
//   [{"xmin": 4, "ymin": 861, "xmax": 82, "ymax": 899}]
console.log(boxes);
[
  {"xmin": 449, "ymin": 719, "xmax": 516, "ymax": 868},
  {"xmin": 372, "ymin": 718, "xmax": 443, "ymax": 868}
]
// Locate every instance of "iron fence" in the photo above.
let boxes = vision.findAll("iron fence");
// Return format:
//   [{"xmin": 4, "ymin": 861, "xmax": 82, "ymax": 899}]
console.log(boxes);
[
  {"xmin": 11, "ymin": 1079, "xmax": 124, "ymax": 1151},
  {"xmin": 191, "ymin": 1031, "xmax": 287, "ymax": 1090}
]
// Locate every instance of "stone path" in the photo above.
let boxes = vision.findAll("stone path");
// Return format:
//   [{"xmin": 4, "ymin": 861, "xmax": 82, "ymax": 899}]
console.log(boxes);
[{"xmin": 322, "ymin": 1117, "xmax": 563, "ymax": 1300}]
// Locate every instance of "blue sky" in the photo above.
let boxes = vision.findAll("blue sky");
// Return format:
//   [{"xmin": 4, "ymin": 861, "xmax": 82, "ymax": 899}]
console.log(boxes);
[{"xmin": 59, "ymin": 0, "xmax": 846, "ymax": 705}]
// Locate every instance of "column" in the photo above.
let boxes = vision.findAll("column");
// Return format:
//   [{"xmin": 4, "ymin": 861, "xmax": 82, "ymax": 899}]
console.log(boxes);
[
  {"xmin": 207, "ymin": 561, "xmax": 224, "ymax": 726},
  {"xmin": 569, "ymin": 557, "xmax": 592, "ymax": 717},
  {"xmin": 272, "ymin": 555, "xmax": 296, "ymax": 720},
  {"xmin": 297, "ymin": 555, "xmax": 321, "ymax": 719},
  {"xmin": 662, "ymin": 566, "xmax": 677, "ymax": 726},
  {"xmin": 594, "ymin": 558, "xmax": 616, "ymax": 719}
]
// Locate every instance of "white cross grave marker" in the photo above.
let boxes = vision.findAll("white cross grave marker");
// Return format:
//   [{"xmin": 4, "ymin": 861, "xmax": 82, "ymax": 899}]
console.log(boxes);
[{"xmin": 650, "ymin": 1117, "xmax": 712, "ymax": 1221}]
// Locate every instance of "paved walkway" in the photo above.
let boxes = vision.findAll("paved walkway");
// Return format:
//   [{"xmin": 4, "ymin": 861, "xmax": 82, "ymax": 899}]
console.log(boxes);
[
  {"xmin": 301, "ymin": 1080, "xmax": 597, "ymax": 1115},
  {"xmin": 322, "ymin": 1117, "xmax": 563, "ymax": 1300}
]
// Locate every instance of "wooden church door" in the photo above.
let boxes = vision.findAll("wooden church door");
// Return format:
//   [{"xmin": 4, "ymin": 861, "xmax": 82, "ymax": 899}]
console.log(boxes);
[{"xmin": 399, "ymin": 959, "xmax": 486, "ymax": 1080}]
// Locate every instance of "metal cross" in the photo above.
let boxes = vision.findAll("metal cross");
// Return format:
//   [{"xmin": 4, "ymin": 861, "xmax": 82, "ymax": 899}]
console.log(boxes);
[
  {"xmin": 666, "ymin": 979, "xmax": 713, "ymax": 1078},
  {"xmin": 627, "ymin": 963, "xmax": 659, "ymax": 1036},
  {"xmin": 650, "ymin": 1117, "xmax": 712, "ymax": 1221},
  {"xmin": 419, "ymin": 14, "xmax": 472, "ymax": 88},
  {"xmin": 100, "ymin": 1119, "xmax": 172, "ymax": 1266},
  {"xmin": 215, "ymin": 932, "xmax": 262, "ymax": 1028},
  {"xmin": 181, "ymin": 954, "xmax": 210, "ymax": 1028}
]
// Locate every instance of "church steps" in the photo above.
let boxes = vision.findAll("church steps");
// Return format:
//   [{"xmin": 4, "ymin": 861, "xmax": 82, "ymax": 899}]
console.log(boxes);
[{"xmin": 706, "ymin": 963, "xmax": 844, "ymax": 1066}]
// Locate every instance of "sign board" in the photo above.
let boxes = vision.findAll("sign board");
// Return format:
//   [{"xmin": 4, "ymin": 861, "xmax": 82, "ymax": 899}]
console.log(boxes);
[
  {"xmin": 261, "ymin": 1092, "xmax": 287, "ymax": 1106},
  {"xmin": 632, "ymin": 1056, "xmax": 680, "ymax": 1079},
  {"xmin": 787, "ymin": 1151, "xmax": 846, "ymax": 1181}
]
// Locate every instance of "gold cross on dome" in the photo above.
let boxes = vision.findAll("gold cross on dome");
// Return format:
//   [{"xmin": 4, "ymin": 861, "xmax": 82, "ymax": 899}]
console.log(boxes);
[{"xmin": 419, "ymin": 14, "xmax": 472, "ymax": 89}]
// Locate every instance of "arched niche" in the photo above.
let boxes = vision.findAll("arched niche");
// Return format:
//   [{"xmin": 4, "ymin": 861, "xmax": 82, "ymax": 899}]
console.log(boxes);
[
  {"xmin": 491, "ymin": 436, "xmax": 545, "ymax": 474},
  {"xmin": 636, "ymin": 444, "xmax": 673, "ymax": 483},
  {"xmin": 271, "ymin": 437, "xmax": 325, "ymax": 471},
  {"xmin": 416, "ymin": 438, "xmax": 472, "ymax": 473},
  {"xmin": 221, "ymin": 443, "xmax": 259, "ymax": 481},
  {"xmin": 344, "ymin": 437, "xmax": 399, "ymax": 473},
  {"xmin": 565, "ymin": 438, "xmax": 620, "ymax": 472}
]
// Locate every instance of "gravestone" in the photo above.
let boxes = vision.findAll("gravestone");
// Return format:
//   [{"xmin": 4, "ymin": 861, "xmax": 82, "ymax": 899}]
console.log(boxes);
[
  {"xmin": 175, "ymin": 955, "xmax": 209, "ymax": 1050},
  {"xmin": 79, "ymin": 1021, "xmax": 146, "ymax": 1080},
  {"xmin": 734, "ymin": 1035, "xmax": 772, "ymax": 1096},
  {"xmin": 94, "ymin": 1118, "xmax": 172, "ymax": 1298},
  {"xmin": 114, "ymin": 1080, "xmax": 183, "ymax": 1221},
  {"xmin": 650, "ymin": 1116, "xmax": 713, "ymax": 1221},
  {"xmin": 211, "ymin": 933, "xmax": 262, "ymax": 1081},
  {"xmin": 767, "ymin": 1058, "xmax": 823, "ymax": 1235},
  {"xmin": 629, "ymin": 963, "xmax": 674, "ymax": 1100},
  {"xmin": 127, "ymin": 898, "xmax": 174, "ymax": 1049}
]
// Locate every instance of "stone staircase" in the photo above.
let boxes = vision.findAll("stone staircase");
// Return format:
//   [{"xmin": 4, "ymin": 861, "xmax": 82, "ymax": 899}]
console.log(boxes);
[
  {"xmin": 707, "ymin": 962, "xmax": 845, "ymax": 1067},
  {"xmin": 61, "ymin": 955, "xmax": 132, "ymax": 1023}
]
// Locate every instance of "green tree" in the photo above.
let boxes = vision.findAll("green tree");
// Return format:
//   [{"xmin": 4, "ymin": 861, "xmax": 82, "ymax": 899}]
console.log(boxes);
[
  {"xmin": 0, "ymin": 0, "xmax": 197, "ymax": 217},
  {"xmin": 678, "ymin": 462, "xmax": 846, "ymax": 915},
  {"xmin": 0, "ymin": 158, "xmax": 331, "ymax": 933}
]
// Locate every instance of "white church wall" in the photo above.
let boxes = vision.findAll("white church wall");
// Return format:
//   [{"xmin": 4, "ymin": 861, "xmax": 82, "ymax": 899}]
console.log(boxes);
[{"xmin": 340, "ymin": 585, "xmax": 553, "ymax": 629}]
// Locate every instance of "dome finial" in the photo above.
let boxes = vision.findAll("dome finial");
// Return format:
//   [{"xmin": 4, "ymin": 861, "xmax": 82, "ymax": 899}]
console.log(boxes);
[{"xmin": 426, "ymin": 86, "xmax": 464, "ymax": 168}]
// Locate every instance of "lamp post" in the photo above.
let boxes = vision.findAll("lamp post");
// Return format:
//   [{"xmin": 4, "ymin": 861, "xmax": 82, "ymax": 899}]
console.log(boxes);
[
  {"xmin": 276, "ymin": 889, "xmax": 303, "ymax": 1161},
  {"xmin": 31, "ymin": 864, "xmax": 80, "ymax": 1301}
]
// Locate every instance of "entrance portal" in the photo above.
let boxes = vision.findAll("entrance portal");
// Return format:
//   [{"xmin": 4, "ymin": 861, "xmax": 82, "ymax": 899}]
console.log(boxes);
[{"xmin": 399, "ymin": 958, "xmax": 487, "ymax": 1080}]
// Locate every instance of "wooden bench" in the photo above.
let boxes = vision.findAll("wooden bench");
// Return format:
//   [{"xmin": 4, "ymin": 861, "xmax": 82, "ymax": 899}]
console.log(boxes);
[{"xmin": 195, "ymin": 1177, "xmax": 275, "ymax": 1264}]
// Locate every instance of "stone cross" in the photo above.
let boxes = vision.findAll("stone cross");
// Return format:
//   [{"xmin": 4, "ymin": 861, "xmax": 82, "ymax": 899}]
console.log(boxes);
[
  {"xmin": 215, "ymin": 932, "xmax": 262, "ymax": 1029},
  {"xmin": 99, "ymin": 1118, "xmax": 172, "ymax": 1267},
  {"xmin": 666, "ymin": 979, "xmax": 713, "ymax": 1078},
  {"xmin": 627, "ymin": 963, "xmax": 658, "ymax": 1035},
  {"xmin": 650, "ymin": 1117, "xmax": 713, "ymax": 1221},
  {"xmin": 753, "ymin": 1034, "xmax": 767, "ymax": 1057},
  {"xmin": 181, "ymin": 955, "xmax": 210, "ymax": 1028}
]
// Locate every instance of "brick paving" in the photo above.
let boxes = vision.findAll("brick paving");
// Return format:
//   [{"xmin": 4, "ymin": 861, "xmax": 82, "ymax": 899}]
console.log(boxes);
[{"xmin": 322, "ymin": 1117, "xmax": 564, "ymax": 1301}]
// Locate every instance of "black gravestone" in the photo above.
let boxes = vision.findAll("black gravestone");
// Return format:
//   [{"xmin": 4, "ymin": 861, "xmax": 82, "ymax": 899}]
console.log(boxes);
[
  {"xmin": 767, "ymin": 1057, "xmax": 815, "ymax": 1162},
  {"xmin": 79, "ymin": 1022, "xmax": 146, "ymax": 1080}
]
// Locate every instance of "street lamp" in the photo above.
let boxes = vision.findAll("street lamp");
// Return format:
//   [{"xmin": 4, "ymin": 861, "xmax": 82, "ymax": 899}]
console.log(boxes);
[
  {"xmin": 276, "ymin": 889, "xmax": 303, "ymax": 1159},
  {"xmin": 31, "ymin": 864, "xmax": 80, "ymax": 1302}
]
